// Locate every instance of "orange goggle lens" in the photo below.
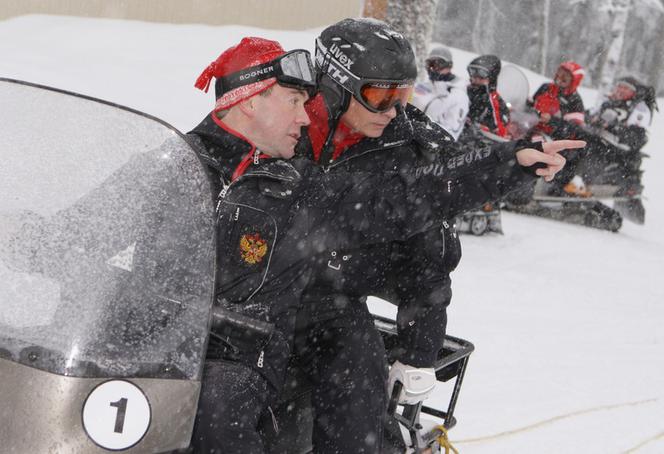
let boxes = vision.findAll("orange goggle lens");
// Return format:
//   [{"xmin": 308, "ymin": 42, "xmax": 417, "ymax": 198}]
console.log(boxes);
[{"xmin": 359, "ymin": 83, "xmax": 413, "ymax": 112}]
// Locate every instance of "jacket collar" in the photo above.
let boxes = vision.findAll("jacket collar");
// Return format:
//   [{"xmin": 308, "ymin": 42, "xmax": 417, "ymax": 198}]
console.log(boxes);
[
  {"xmin": 189, "ymin": 112, "xmax": 272, "ymax": 181},
  {"xmin": 303, "ymin": 90, "xmax": 412, "ymax": 166}
]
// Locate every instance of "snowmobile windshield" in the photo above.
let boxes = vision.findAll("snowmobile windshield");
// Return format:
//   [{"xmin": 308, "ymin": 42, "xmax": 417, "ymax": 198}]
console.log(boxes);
[
  {"xmin": 497, "ymin": 65, "xmax": 530, "ymax": 112},
  {"xmin": 0, "ymin": 79, "xmax": 215, "ymax": 380}
]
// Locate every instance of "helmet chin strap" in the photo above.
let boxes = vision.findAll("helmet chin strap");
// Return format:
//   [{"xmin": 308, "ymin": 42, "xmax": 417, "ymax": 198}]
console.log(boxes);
[{"xmin": 317, "ymin": 74, "xmax": 352, "ymax": 165}]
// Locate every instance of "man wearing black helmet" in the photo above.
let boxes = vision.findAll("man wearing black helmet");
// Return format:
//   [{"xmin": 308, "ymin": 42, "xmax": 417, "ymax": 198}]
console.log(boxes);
[
  {"xmin": 465, "ymin": 54, "xmax": 510, "ymax": 138},
  {"xmin": 289, "ymin": 18, "xmax": 582, "ymax": 453}
]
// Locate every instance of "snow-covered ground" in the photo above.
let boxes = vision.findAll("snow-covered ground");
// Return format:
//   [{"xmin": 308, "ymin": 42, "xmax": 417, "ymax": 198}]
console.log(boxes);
[{"xmin": 1, "ymin": 15, "xmax": 663, "ymax": 453}]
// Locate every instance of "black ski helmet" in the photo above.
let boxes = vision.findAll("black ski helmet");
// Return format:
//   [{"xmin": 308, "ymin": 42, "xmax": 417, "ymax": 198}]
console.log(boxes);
[
  {"xmin": 467, "ymin": 54, "xmax": 501, "ymax": 89},
  {"xmin": 315, "ymin": 18, "xmax": 417, "ymax": 113},
  {"xmin": 616, "ymin": 76, "xmax": 659, "ymax": 116}
]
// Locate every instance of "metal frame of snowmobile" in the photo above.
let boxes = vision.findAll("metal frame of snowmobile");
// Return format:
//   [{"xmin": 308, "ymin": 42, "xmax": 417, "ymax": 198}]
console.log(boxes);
[{"xmin": 379, "ymin": 315, "xmax": 474, "ymax": 453}]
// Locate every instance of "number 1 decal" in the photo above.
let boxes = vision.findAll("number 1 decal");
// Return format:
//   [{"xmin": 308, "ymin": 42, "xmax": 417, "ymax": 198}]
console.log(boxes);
[
  {"xmin": 110, "ymin": 397, "xmax": 128, "ymax": 433},
  {"xmin": 83, "ymin": 380, "xmax": 151, "ymax": 450}
]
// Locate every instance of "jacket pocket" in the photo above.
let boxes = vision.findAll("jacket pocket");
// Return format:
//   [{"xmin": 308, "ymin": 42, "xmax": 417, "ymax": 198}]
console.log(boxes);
[{"xmin": 216, "ymin": 201, "xmax": 277, "ymax": 305}]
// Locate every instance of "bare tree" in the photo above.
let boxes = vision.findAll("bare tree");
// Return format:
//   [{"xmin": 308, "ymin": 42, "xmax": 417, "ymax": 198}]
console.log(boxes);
[
  {"xmin": 596, "ymin": 0, "xmax": 632, "ymax": 102},
  {"xmin": 540, "ymin": 0, "xmax": 551, "ymax": 74},
  {"xmin": 362, "ymin": 0, "xmax": 388, "ymax": 19},
  {"xmin": 363, "ymin": 0, "xmax": 441, "ymax": 80}
]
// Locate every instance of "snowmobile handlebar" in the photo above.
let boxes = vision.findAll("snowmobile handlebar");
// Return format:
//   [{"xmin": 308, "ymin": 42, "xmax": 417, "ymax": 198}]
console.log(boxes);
[{"xmin": 209, "ymin": 307, "xmax": 275, "ymax": 341}]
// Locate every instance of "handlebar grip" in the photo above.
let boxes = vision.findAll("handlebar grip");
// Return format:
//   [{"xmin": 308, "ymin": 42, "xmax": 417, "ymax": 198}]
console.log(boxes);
[
  {"xmin": 387, "ymin": 380, "xmax": 403, "ymax": 416},
  {"xmin": 210, "ymin": 307, "xmax": 274, "ymax": 339}
]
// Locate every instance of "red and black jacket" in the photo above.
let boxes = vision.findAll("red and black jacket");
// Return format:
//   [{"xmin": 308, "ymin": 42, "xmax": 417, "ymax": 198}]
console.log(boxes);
[
  {"xmin": 532, "ymin": 83, "xmax": 585, "ymax": 126},
  {"xmin": 466, "ymin": 84, "xmax": 510, "ymax": 137},
  {"xmin": 189, "ymin": 113, "xmax": 317, "ymax": 389}
]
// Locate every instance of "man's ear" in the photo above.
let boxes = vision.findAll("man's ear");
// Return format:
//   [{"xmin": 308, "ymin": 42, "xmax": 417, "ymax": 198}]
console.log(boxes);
[{"xmin": 237, "ymin": 97, "xmax": 256, "ymax": 118}]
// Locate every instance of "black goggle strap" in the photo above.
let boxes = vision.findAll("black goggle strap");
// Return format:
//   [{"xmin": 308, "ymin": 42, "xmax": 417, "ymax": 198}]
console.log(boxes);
[{"xmin": 218, "ymin": 50, "xmax": 316, "ymax": 94}]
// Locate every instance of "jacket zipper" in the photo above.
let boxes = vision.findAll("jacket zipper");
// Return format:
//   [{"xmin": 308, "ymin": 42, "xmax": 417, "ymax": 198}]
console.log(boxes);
[{"xmin": 323, "ymin": 140, "xmax": 408, "ymax": 171}]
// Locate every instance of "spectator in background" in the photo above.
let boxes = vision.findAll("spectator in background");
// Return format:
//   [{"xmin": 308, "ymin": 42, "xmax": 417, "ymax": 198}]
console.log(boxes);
[
  {"xmin": 465, "ymin": 54, "xmax": 509, "ymax": 137},
  {"xmin": 411, "ymin": 45, "xmax": 469, "ymax": 141}
]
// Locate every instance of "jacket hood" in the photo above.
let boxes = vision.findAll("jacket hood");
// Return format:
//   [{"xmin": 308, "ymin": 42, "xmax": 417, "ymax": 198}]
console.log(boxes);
[{"xmin": 558, "ymin": 61, "xmax": 585, "ymax": 95}]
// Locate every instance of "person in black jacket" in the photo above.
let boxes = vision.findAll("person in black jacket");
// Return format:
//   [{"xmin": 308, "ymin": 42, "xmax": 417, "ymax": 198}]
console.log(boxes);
[
  {"xmin": 289, "ymin": 18, "xmax": 583, "ymax": 453},
  {"xmin": 186, "ymin": 35, "xmax": 463, "ymax": 454},
  {"xmin": 464, "ymin": 54, "xmax": 510, "ymax": 138},
  {"xmin": 531, "ymin": 61, "xmax": 586, "ymax": 134},
  {"xmin": 581, "ymin": 76, "xmax": 658, "ymax": 217},
  {"xmin": 587, "ymin": 76, "xmax": 656, "ymax": 158},
  {"xmin": 186, "ymin": 37, "xmax": 321, "ymax": 453}
]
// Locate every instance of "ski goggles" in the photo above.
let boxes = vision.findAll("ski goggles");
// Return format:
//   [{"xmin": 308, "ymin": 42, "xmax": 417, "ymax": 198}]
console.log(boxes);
[
  {"xmin": 218, "ymin": 49, "xmax": 317, "ymax": 97},
  {"xmin": 467, "ymin": 65, "xmax": 491, "ymax": 79},
  {"xmin": 615, "ymin": 80, "xmax": 637, "ymax": 93},
  {"xmin": 356, "ymin": 81, "xmax": 414, "ymax": 113},
  {"xmin": 426, "ymin": 58, "xmax": 452, "ymax": 72}
]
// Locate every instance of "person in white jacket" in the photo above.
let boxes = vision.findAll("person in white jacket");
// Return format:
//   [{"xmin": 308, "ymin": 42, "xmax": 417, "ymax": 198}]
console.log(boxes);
[{"xmin": 411, "ymin": 45, "xmax": 469, "ymax": 141}]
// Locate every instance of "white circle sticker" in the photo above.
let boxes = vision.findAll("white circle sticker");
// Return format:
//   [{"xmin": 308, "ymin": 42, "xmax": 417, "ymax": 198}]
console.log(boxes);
[{"xmin": 82, "ymin": 380, "xmax": 151, "ymax": 450}]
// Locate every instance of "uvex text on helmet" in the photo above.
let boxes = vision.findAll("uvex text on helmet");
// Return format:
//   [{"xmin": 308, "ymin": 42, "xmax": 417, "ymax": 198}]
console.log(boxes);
[{"xmin": 315, "ymin": 18, "xmax": 417, "ymax": 91}]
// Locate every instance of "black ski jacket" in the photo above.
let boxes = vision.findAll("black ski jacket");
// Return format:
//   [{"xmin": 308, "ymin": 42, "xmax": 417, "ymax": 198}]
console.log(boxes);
[
  {"xmin": 188, "ymin": 114, "xmax": 326, "ymax": 389},
  {"xmin": 296, "ymin": 90, "xmax": 539, "ymax": 367},
  {"xmin": 588, "ymin": 99, "xmax": 649, "ymax": 152},
  {"xmin": 187, "ymin": 114, "xmax": 429, "ymax": 388},
  {"xmin": 466, "ymin": 84, "xmax": 510, "ymax": 137}
]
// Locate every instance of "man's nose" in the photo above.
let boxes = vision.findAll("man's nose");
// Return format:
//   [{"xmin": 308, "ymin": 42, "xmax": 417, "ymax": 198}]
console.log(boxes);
[
  {"xmin": 297, "ymin": 104, "xmax": 310, "ymax": 126},
  {"xmin": 383, "ymin": 106, "xmax": 398, "ymax": 120}
]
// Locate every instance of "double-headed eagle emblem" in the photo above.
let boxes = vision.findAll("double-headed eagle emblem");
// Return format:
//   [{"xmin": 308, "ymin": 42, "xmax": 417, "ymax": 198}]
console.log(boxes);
[{"xmin": 239, "ymin": 233, "xmax": 268, "ymax": 264}]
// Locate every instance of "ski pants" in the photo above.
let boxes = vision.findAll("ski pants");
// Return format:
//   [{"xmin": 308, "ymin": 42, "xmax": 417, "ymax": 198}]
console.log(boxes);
[
  {"xmin": 291, "ymin": 300, "xmax": 390, "ymax": 454},
  {"xmin": 191, "ymin": 359, "xmax": 276, "ymax": 454}
]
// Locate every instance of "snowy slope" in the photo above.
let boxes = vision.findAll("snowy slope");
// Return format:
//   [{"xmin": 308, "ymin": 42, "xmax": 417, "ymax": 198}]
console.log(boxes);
[{"xmin": 1, "ymin": 15, "xmax": 663, "ymax": 453}]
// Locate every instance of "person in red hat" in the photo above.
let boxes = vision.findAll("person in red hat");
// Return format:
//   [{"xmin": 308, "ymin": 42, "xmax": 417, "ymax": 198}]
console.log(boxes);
[
  {"xmin": 530, "ymin": 61, "xmax": 589, "ymax": 196},
  {"xmin": 532, "ymin": 61, "xmax": 586, "ymax": 132},
  {"xmin": 185, "ymin": 37, "xmax": 319, "ymax": 452},
  {"xmin": 192, "ymin": 36, "xmax": 316, "ymax": 161}
]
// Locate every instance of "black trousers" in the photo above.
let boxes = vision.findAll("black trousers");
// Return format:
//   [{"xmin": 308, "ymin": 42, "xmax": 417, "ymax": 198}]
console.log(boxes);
[
  {"xmin": 191, "ymin": 302, "xmax": 394, "ymax": 454},
  {"xmin": 191, "ymin": 360, "xmax": 276, "ymax": 454},
  {"xmin": 291, "ymin": 301, "xmax": 390, "ymax": 454}
]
